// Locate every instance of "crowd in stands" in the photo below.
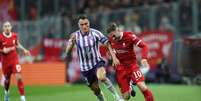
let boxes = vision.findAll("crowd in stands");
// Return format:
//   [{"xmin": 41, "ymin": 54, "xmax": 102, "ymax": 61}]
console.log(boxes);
[{"xmin": 0, "ymin": 0, "xmax": 199, "ymax": 35}]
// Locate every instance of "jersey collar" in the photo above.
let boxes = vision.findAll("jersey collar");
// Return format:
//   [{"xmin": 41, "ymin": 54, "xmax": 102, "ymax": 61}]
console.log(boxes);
[{"xmin": 2, "ymin": 32, "xmax": 12, "ymax": 38}]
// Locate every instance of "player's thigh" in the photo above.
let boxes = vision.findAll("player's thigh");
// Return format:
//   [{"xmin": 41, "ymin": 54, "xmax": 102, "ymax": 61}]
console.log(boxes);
[
  {"xmin": 82, "ymin": 68, "xmax": 98, "ymax": 86},
  {"xmin": 131, "ymin": 67, "xmax": 145, "ymax": 84},
  {"xmin": 96, "ymin": 67, "xmax": 106, "ymax": 81},
  {"xmin": 2, "ymin": 65, "xmax": 12, "ymax": 79},
  {"xmin": 12, "ymin": 64, "xmax": 23, "ymax": 81},
  {"xmin": 116, "ymin": 70, "xmax": 130, "ymax": 94}
]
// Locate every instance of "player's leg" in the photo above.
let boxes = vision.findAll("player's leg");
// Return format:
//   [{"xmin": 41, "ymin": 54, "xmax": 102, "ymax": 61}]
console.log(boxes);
[
  {"xmin": 82, "ymin": 68, "xmax": 106, "ymax": 101},
  {"xmin": 97, "ymin": 66, "xmax": 123, "ymax": 101},
  {"xmin": 4, "ymin": 73, "xmax": 11, "ymax": 101},
  {"xmin": 2, "ymin": 64, "xmax": 12, "ymax": 101},
  {"xmin": 129, "ymin": 81, "xmax": 136, "ymax": 97},
  {"xmin": 116, "ymin": 69, "xmax": 131, "ymax": 100},
  {"xmin": 131, "ymin": 66, "xmax": 154, "ymax": 101},
  {"xmin": 136, "ymin": 81, "xmax": 154, "ymax": 101},
  {"xmin": 1, "ymin": 74, "xmax": 5, "ymax": 87},
  {"xmin": 90, "ymin": 81, "xmax": 106, "ymax": 101},
  {"xmin": 14, "ymin": 64, "xmax": 26, "ymax": 101}
]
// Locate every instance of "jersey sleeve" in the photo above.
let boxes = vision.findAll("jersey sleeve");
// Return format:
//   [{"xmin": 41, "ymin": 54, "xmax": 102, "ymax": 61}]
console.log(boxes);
[
  {"xmin": 130, "ymin": 33, "xmax": 149, "ymax": 59},
  {"xmin": 94, "ymin": 30, "xmax": 108, "ymax": 44},
  {"xmin": 0, "ymin": 36, "xmax": 3, "ymax": 49},
  {"xmin": 13, "ymin": 33, "xmax": 19, "ymax": 45}
]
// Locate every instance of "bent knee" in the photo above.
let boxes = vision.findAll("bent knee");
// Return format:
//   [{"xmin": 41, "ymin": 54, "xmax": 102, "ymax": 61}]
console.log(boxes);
[
  {"xmin": 97, "ymin": 73, "xmax": 106, "ymax": 81},
  {"xmin": 137, "ymin": 82, "xmax": 148, "ymax": 91},
  {"xmin": 122, "ymin": 92, "xmax": 130, "ymax": 100}
]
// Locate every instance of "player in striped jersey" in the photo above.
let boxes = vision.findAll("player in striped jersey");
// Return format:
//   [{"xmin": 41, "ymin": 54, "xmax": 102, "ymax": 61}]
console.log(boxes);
[{"xmin": 65, "ymin": 15, "xmax": 124, "ymax": 101}]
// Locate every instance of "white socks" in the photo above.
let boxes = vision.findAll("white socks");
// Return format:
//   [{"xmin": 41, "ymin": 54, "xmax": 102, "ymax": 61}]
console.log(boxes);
[
  {"xmin": 102, "ymin": 78, "xmax": 120, "ymax": 99},
  {"xmin": 21, "ymin": 95, "xmax": 26, "ymax": 101},
  {"xmin": 96, "ymin": 91, "xmax": 106, "ymax": 101}
]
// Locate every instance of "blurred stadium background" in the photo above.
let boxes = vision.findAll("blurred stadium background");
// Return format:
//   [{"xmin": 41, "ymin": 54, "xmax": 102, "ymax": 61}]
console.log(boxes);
[{"xmin": 0, "ymin": 0, "xmax": 201, "ymax": 101}]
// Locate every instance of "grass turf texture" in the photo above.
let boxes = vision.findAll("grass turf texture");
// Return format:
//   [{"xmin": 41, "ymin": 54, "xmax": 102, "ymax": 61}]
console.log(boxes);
[{"xmin": 0, "ymin": 84, "xmax": 201, "ymax": 101}]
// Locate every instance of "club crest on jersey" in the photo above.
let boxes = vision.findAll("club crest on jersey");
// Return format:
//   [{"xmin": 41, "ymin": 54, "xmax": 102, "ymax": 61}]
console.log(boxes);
[{"xmin": 123, "ymin": 43, "xmax": 126, "ymax": 47}]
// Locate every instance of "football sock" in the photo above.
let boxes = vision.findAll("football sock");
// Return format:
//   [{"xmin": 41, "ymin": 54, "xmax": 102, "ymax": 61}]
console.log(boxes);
[
  {"xmin": 17, "ymin": 80, "xmax": 25, "ymax": 95},
  {"xmin": 96, "ymin": 91, "xmax": 106, "ymax": 101},
  {"xmin": 20, "ymin": 95, "xmax": 26, "ymax": 101},
  {"xmin": 142, "ymin": 89, "xmax": 154, "ymax": 101},
  {"xmin": 4, "ymin": 90, "xmax": 9, "ymax": 95},
  {"xmin": 103, "ymin": 78, "xmax": 120, "ymax": 98}
]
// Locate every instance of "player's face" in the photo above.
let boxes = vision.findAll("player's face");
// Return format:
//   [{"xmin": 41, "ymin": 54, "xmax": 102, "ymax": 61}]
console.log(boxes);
[
  {"xmin": 78, "ymin": 19, "xmax": 90, "ymax": 34},
  {"xmin": 111, "ymin": 28, "xmax": 121, "ymax": 39},
  {"xmin": 3, "ymin": 22, "xmax": 12, "ymax": 33}
]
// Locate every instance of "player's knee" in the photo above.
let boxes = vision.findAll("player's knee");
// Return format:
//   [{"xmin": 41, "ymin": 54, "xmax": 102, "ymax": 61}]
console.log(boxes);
[
  {"xmin": 15, "ymin": 73, "xmax": 22, "ymax": 81},
  {"xmin": 137, "ymin": 82, "xmax": 148, "ymax": 92},
  {"xmin": 98, "ymin": 77, "xmax": 107, "ymax": 81},
  {"xmin": 97, "ymin": 67, "xmax": 107, "ymax": 81},
  {"xmin": 97, "ymin": 73, "xmax": 106, "ymax": 81},
  {"xmin": 122, "ymin": 93, "xmax": 130, "ymax": 100}
]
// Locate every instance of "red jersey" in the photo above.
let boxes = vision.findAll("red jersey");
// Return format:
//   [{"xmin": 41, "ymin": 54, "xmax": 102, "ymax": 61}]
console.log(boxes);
[
  {"xmin": 109, "ymin": 32, "xmax": 148, "ymax": 68},
  {"xmin": 0, "ymin": 32, "xmax": 19, "ymax": 65}
]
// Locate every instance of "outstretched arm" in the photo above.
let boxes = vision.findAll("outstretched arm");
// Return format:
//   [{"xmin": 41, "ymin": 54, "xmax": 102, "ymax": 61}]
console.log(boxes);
[{"xmin": 17, "ymin": 40, "xmax": 31, "ymax": 56}]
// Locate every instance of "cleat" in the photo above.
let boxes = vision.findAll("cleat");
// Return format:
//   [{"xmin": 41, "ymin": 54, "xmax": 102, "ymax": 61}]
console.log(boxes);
[
  {"xmin": 130, "ymin": 86, "xmax": 136, "ymax": 97},
  {"xmin": 4, "ymin": 94, "xmax": 9, "ymax": 101}
]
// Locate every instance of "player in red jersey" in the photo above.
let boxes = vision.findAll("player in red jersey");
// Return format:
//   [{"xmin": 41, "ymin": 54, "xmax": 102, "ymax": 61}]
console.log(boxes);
[
  {"xmin": 0, "ymin": 21, "xmax": 30, "ymax": 101},
  {"xmin": 107, "ymin": 23, "xmax": 154, "ymax": 101}
]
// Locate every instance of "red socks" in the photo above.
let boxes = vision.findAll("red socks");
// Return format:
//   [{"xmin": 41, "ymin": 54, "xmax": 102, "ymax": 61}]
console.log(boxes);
[
  {"xmin": 17, "ymin": 80, "xmax": 25, "ymax": 95},
  {"xmin": 143, "ymin": 89, "xmax": 154, "ymax": 101}
]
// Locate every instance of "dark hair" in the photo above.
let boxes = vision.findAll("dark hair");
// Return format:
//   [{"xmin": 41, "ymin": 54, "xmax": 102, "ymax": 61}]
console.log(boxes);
[
  {"xmin": 106, "ymin": 22, "xmax": 118, "ymax": 33},
  {"xmin": 78, "ymin": 14, "xmax": 88, "ymax": 20}
]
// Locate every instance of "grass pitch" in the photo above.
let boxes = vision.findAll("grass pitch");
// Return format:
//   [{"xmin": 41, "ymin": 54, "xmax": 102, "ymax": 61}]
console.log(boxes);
[{"xmin": 0, "ymin": 84, "xmax": 201, "ymax": 101}]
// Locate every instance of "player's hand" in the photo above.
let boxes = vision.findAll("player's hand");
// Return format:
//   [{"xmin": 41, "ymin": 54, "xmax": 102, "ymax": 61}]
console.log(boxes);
[
  {"xmin": 2, "ymin": 47, "xmax": 10, "ymax": 54},
  {"xmin": 140, "ymin": 59, "xmax": 150, "ymax": 74},
  {"xmin": 112, "ymin": 57, "xmax": 120, "ymax": 67},
  {"xmin": 2, "ymin": 47, "xmax": 15, "ymax": 54},
  {"xmin": 23, "ymin": 49, "xmax": 31, "ymax": 56},
  {"xmin": 141, "ymin": 59, "xmax": 150, "ymax": 68}
]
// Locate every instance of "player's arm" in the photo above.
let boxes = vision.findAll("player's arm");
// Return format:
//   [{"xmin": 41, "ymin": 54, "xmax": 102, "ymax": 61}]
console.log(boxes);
[
  {"xmin": 105, "ymin": 42, "xmax": 120, "ymax": 66},
  {"xmin": 17, "ymin": 40, "xmax": 31, "ymax": 56},
  {"xmin": 65, "ymin": 33, "xmax": 76, "ymax": 56},
  {"xmin": 95, "ymin": 30, "xmax": 120, "ymax": 66},
  {"xmin": 132, "ymin": 34, "xmax": 150, "ymax": 68}
]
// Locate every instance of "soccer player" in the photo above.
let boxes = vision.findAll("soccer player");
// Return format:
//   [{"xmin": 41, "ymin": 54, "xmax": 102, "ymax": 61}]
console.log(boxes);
[
  {"xmin": 65, "ymin": 15, "xmax": 124, "ymax": 101},
  {"xmin": 0, "ymin": 21, "xmax": 30, "ymax": 101},
  {"xmin": 107, "ymin": 23, "xmax": 154, "ymax": 101}
]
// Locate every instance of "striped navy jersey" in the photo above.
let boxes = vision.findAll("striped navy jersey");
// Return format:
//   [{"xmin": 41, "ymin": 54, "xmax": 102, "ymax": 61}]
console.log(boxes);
[{"xmin": 73, "ymin": 28, "xmax": 108, "ymax": 71}]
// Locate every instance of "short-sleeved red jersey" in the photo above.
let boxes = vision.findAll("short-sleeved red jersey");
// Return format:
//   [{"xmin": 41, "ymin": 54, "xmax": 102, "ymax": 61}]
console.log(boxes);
[
  {"xmin": 0, "ymin": 32, "xmax": 19, "ymax": 65},
  {"xmin": 109, "ymin": 32, "xmax": 148, "ymax": 68}
]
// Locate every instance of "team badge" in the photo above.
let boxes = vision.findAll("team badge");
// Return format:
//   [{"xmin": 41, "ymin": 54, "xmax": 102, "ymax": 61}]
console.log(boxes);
[
  {"xmin": 13, "ymin": 40, "xmax": 15, "ymax": 44},
  {"xmin": 123, "ymin": 43, "xmax": 126, "ymax": 47}
]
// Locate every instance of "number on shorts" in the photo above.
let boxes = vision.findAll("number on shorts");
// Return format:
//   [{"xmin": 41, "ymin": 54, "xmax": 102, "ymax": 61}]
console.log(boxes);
[
  {"xmin": 16, "ymin": 64, "xmax": 21, "ymax": 72},
  {"xmin": 133, "ymin": 70, "xmax": 142, "ymax": 79}
]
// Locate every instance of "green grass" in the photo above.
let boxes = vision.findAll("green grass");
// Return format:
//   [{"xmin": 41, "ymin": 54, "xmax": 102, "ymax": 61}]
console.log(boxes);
[{"xmin": 0, "ymin": 84, "xmax": 201, "ymax": 101}]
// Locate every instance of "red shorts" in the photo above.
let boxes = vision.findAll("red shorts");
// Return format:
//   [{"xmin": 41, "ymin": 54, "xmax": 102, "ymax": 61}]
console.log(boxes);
[
  {"xmin": 2, "ymin": 62, "xmax": 22, "ymax": 76},
  {"xmin": 115, "ymin": 64, "xmax": 144, "ymax": 93}
]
